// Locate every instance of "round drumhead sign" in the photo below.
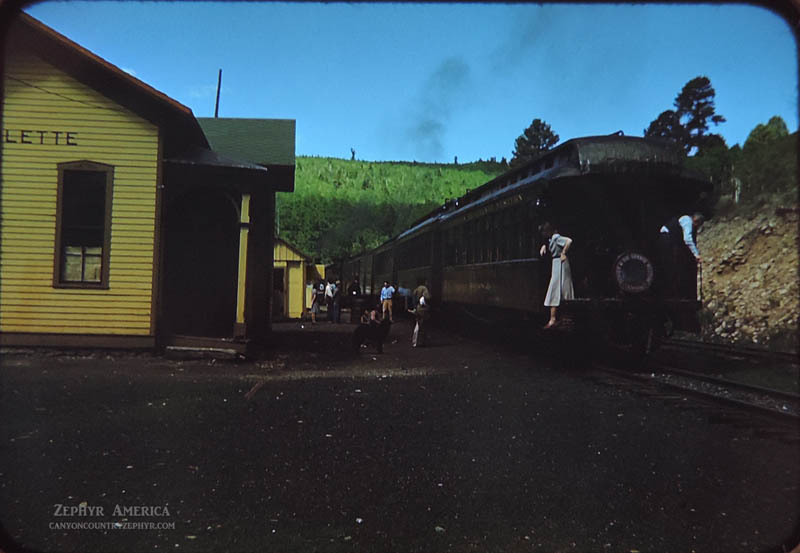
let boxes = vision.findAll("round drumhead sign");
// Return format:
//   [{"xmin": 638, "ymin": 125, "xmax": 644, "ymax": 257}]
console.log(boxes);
[{"xmin": 614, "ymin": 252, "xmax": 654, "ymax": 294}]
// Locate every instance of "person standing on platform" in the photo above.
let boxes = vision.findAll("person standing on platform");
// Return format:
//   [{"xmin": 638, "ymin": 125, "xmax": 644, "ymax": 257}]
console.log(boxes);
[
  {"xmin": 397, "ymin": 283, "xmax": 412, "ymax": 312},
  {"xmin": 347, "ymin": 277, "xmax": 362, "ymax": 322},
  {"xmin": 347, "ymin": 277, "xmax": 361, "ymax": 297},
  {"xmin": 408, "ymin": 295, "xmax": 430, "ymax": 347},
  {"xmin": 325, "ymin": 279, "xmax": 335, "ymax": 322},
  {"xmin": 310, "ymin": 280, "xmax": 323, "ymax": 324},
  {"xmin": 412, "ymin": 279, "xmax": 430, "ymax": 310},
  {"xmin": 380, "ymin": 281, "xmax": 395, "ymax": 322},
  {"xmin": 539, "ymin": 222, "xmax": 574, "ymax": 329},
  {"xmin": 332, "ymin": 279, "xmax": 342, "ymax": 323},
  {"xmin": 409, "ymin": 279, "xmax": 431, "ymax": 347}
]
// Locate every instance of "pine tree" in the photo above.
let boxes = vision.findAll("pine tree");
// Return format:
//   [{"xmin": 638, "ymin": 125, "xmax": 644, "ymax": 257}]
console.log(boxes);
[
  {"xmin": 510, "ymin": 118, "xmax": 559, "ymax": 168},
  {"xmin": 645, "ymin": 76, "xmax": 725, "ymax": 154}
]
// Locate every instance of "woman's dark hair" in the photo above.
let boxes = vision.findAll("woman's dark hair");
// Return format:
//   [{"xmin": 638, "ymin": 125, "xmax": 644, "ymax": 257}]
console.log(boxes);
[{"xmin": 540, "ymin": 222, "xmax": 554, "ymax": 238}]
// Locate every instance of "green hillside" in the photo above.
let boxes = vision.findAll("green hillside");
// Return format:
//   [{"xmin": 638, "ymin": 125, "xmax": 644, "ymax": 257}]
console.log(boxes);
[{"xmin": 277, "ymin": 157, "xmax": 506, "ymax": 263}]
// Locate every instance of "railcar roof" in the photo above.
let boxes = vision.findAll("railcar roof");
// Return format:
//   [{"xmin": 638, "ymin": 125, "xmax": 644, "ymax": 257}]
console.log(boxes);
[
  {"xmin": 343, "ymin": 134, "xmax": 709, "ymax": 262},
  {"xmin": 405, "ymin": 134, "xmax": 700, "ymax": 230}
]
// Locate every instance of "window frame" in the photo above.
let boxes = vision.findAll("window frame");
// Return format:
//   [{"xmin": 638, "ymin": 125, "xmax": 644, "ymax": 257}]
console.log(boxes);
[{"xmin": 53, "ymin": 160, "xmax": 114, "ymax": 289}]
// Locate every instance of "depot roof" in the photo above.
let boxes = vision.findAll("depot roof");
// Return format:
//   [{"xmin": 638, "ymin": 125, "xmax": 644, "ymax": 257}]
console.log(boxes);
[{"xmin": 198, "ymin": 118, "xmax": 296, "ymax": 192}]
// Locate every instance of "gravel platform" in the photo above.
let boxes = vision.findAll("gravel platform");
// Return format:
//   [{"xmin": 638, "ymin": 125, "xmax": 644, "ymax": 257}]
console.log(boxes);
[{"xmin": 1, "ymin": 320, "xmax": 798, "ymax": 552}]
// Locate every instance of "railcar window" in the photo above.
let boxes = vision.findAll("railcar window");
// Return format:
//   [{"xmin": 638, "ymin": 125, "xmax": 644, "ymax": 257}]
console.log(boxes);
[
  {"xmin": 453, "ymin": 226, "xmax": 460, "ymax": 265},
  {"xmin": 481, "ymin": 217, "xmax": 489, "ymax": 263},
  {"xmin": 375, "ymin": 250, "xmax": 392, "ymax": 274},
  {"xmin": 454, "ymin": 228, "xmax": 461, "ymax": 266},
  {"xmin": 475, "ymin": 218, "xmax": 482, "ymax": 263},
  {"xmin": 449, "ymin": 227, "xmax": 456, "ymax": 266},
  {"xmin": 498, "ymin": 211, "xmax": 505, "ymax": 261},
  {"xmin": 477, "ymin": 217, "xmax": 482, "ymax": 263},
  {"xmin": 524, "ymin": 206, "xmax": 535, "ymax": 257},
  {"xmin": 364, "ymin": 258, "xmax": 372, "ymax": 293},
  {"xmin": 489, "ymin": 213, "xmax": 496, "ymax": 262},
  {"xmin": 511, "ymin": 206, "xmax": 518, "ymax": 259},
  {"xmin": 470, "ymin": 219, "xmax": 477, "ymax": 264},
  {"xmin": 457, "ymin": 223, "xmax": 462, "ymax": 264},
  {"xmin": 501, "ymin": 208, "xmax": 510, "ymax": 261},
  {"xmin": 495, "ymin": 212, "xmax": 502, "ymax": 261},
  {"xmin": 485, "ymin": 216, "xmax": 491, "ymax": 262},
  {"xmin": 400, "ymin": 233, "xmax": 432, "ymax": 269},
  {"xmin": 459, "ymin": 222, "xmax": 467, "ymax": 265},
  {"xmin": 472, "ymin": 219, "xmax": 478, "ymax": 264},
  {"xmin": 470, "ymin": 219, "xmax": 476, "ymax": 264},
  {"xmin": 492, "ymin": 212, "xmax": 498, "ymax": 262},
  {"xmin": 466, "ymin": 220, "xmax": 474, "ymax": 264},
  {"xmin": 442, "ymin": 229, "xmax": 451, "ymax": 266}
]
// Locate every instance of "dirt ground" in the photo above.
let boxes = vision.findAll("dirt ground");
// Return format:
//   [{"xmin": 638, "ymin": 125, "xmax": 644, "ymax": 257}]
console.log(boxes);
[{"xmin": 1, "ymin": 319, "xmax": 798, "ymax": 553}]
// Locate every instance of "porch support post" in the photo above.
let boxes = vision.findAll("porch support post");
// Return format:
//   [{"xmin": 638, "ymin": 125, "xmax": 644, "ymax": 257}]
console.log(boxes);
[{"xmin": 234, "ymin": 193, "xmax": 251, "ymax": 338}]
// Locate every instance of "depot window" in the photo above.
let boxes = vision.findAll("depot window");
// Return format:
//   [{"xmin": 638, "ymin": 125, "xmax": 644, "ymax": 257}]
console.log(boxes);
[{"xmin": 53, "ymin": 161, "xmax": 113, "ymax": 288}]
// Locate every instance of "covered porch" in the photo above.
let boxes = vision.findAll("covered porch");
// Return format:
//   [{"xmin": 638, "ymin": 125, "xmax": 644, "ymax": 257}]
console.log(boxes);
[{"xmin": 158, "ymin": 148, "xmax": 276, "ymax": 354}]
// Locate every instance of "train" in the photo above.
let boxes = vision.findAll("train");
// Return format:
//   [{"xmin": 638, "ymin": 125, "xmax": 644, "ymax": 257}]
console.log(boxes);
[{"xmin": 331, "ymin": 133, "xmax": 712, "ymax": 356}]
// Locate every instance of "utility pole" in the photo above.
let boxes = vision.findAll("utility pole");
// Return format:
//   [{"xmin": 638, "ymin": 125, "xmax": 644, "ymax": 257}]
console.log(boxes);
[{"xmin": 214, "ymin": 69, "xmax": 222, "ymax": 118}]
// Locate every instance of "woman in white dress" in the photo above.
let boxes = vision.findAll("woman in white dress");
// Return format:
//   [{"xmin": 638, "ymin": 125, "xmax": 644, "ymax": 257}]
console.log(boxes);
[{"xmin": 539, "ymin": 223, "xmax": 574, "ymax": 329}]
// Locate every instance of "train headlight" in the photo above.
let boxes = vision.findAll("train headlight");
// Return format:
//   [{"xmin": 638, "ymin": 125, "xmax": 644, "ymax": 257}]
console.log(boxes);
[{"xmin": 613, "ymin": 252, "xmax": 654, "ymax": 294}]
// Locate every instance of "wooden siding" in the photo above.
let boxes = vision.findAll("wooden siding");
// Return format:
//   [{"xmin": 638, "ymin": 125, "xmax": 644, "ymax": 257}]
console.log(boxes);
[
  {"xmin": 273, "ymin": 241, "xmax": 308, "ymax": 318},
  {"xmin": 274, "ymin": 240, "xmax": 306, "ymax": 263},
  {"xmin": 286, "ymin": 261, "xmax": 304, "ymax": 318},
  {"xmin": 1, "ymin": 52, "xmax": 159, "ymax": 335}
]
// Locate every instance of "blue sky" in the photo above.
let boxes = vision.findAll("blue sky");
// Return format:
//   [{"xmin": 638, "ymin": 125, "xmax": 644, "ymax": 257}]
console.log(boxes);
[{"xmin": 24, "ymin": 2, "xmax": 799, "ymax": 163}]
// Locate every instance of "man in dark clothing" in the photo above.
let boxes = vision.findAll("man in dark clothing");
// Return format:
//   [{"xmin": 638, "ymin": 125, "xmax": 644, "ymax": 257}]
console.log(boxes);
[
  {"xmin": 352, "ymin": 307, "xmax": 391, "ymax": 353},
  {"xmin": 347, "ymin": 277, "xmax": 361, "ymax": 297},
  {"xmin": 658, "ymin": 213, "xmax": 704, "ymax": 297}
]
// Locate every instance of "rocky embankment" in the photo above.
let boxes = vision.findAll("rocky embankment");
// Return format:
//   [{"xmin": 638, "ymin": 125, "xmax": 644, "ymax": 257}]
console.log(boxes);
[{"xmin": 699, "ymin": 203, "xmax": 798, "ymax": 351}]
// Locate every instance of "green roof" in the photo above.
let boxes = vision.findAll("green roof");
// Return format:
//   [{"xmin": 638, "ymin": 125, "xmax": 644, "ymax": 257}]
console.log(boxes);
[{"xmin": 197, "ymin": 118, "xmax": 295, "ymax": 167}]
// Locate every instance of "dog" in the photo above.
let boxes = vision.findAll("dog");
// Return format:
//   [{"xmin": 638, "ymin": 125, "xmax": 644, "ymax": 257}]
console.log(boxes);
[{"xmin": 352, "ymin": 317, "xmax": 391, "ymax": 353}]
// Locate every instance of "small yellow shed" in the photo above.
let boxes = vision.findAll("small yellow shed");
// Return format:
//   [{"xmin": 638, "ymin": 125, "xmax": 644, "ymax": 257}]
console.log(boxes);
[{"xmin": 272, "ymin": 238, "xmax": 321, "ymax": 319}]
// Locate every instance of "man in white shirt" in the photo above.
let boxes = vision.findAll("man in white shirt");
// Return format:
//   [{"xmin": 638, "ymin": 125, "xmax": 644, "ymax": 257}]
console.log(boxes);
[
  {"xmin": 658, "ymin": 213, "xmax": 704, "ymax": 297},
  {"xmin": 325, "ymin": 279, "xmax": 336, "ymax": 322}
]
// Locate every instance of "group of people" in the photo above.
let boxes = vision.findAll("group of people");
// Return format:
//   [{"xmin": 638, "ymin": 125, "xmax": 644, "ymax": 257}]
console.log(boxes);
[
  {"xmin": 538, "ymin": 212, "xmax": 704, "ymax": 329},
  {"xmin": 366, "ymin": 279, "xmax": 431, "ymax": 348},
  {"xmin": 309, "ymin": 275, "xmax": 431, "ymax": 348},
  {"xmin": 309, "ymin": 277, "xmax": 359, "ymax": 324}
]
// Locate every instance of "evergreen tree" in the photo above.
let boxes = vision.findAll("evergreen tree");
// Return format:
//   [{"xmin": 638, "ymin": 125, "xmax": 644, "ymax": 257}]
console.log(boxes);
[
  {"xmin": 743, "ymin": 115, "xmax": 789, "ymax": 149},
  {"xmin": 510, "ymin": 118, "xmax": 559, "ymax": 168},
  {"xmin": 675, "ymin": 76, "xmax": 726, "ymax": 153},
  {"xmin": 643, "ymin": 109, "xmax": 686, "ymax": 146},
  {"xmin": 645, "ymin": 76, "xmax": 725, "ymax": 154}
]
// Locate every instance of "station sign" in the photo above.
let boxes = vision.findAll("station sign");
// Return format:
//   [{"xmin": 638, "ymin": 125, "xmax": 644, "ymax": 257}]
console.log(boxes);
[{"xmin": 3, "ymin": 129, "xmax": 78, "ymax": 146}]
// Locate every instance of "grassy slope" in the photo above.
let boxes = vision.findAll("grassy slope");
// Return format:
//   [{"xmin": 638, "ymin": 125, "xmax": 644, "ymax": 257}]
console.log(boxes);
[{"xmin": 277, "ymin": 157, "xmax": 506, "ymax": 262}]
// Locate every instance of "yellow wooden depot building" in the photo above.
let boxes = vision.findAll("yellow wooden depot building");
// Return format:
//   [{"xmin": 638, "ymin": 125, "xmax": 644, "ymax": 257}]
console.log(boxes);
[{"xmin": 0, "ymin": 13, "xmax": 295, "ymax": 352}]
